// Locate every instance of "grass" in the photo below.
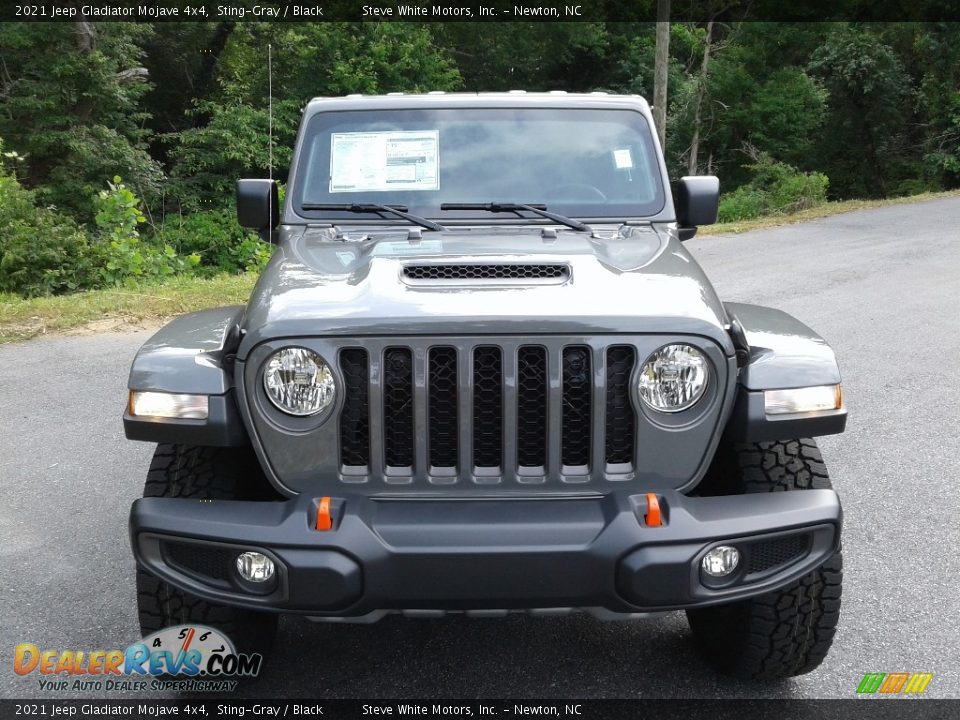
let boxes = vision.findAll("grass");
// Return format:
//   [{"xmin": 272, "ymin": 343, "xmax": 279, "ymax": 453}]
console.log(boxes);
[
  {"xmin": 0, "ymin": 273, "xmax": 257, "ymax": 344},
  {"xmin": 1, "ymin": 189, "xmax": 958, "ymax": 345},
  {"xmin": 701, "ymin": 189, "xmax": 960, "ymax": 235}
]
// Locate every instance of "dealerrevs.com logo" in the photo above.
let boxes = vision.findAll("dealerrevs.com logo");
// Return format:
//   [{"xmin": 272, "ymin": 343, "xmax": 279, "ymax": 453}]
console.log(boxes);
[{"xmin": 14, "ymin": 625, "xmax": 261, "ymax": 693}]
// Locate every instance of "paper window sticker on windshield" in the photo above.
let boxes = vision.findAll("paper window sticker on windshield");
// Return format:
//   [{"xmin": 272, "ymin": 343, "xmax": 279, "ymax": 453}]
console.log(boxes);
[
  {"xmin": 613, "ymin": 148, "xmax": 634, "ymax": 170},
  {"xmin": 329, "ymin": 130, "xmax": 440, "ymax": 193}
]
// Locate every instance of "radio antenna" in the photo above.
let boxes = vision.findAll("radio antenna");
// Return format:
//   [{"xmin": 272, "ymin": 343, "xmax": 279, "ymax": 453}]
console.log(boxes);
[{"xmin": 268, "ymin": 42, "xmax": 273, "ymax": 233}]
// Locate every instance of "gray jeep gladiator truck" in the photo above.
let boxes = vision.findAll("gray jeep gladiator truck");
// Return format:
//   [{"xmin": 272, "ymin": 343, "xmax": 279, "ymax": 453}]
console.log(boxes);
[{"xmin": 125, "ymin": 92, "xmax": 846, "ymax": 680}]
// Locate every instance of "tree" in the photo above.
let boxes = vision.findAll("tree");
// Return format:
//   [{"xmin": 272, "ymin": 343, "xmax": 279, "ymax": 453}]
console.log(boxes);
[
  {"xmin": 0, "ymin": 21, "xmax": 162, "ymax": 220},
  {"xmin": 808, "ymin": 25, "xmax": 913, "ymax": 197}
]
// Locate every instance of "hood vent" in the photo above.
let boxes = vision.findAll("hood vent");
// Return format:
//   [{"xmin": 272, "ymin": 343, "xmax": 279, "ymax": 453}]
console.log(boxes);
[{"xmin": 402, "ymin": 263, "xmax": 570, "ymax": 285}]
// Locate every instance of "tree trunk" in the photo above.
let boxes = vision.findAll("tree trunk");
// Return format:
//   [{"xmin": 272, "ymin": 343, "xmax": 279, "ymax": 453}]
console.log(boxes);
[
  {"xmin": 653, "ymin": 0, "xmax": 671, "ymax": 151},
  {"xmin": 74, "ymin": 20, "xmax": 96, "ymax": 54},
  {"xmin": 688, "ymin": 20, "xmax": 714, "ymax": 176}
]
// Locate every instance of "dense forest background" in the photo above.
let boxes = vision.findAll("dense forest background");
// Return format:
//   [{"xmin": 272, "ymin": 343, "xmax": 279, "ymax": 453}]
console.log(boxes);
[{"xmin": 1, "ymin": 21, "xmax": 959, "ymax": 296}]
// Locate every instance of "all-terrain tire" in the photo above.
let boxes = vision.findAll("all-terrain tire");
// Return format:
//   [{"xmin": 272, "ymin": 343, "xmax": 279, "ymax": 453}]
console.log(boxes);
[
  {"xmin": 686, "ymin": 438, "xmax": 843, "ymax": 680},
  {"xmin": 136, "ymin": 444, "xmax": 279, "ymax": 660}
]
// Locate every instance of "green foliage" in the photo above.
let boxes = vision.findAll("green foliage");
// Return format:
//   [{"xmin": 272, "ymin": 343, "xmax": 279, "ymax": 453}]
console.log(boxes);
[
  {"xmin": 808, "ymin": 25, "xmax": 913, "ymax": 197},
  {"xmin": 0, "ymin": 141, "xmax": 98, "ymax": 296},
  {"xmin": 94, "ymin": 177, "xmax": 200, "ymax": 285},
  {"xmin": 719, "ymin": 154, "xmax": 829, "ymax": 222},
  {"xmin": 0, "ymin": 23, "xmax": 163, "ymax": 221},
  {"xmin": 151, "ymin": 210, "xmax": 272, "ymax": 274}
]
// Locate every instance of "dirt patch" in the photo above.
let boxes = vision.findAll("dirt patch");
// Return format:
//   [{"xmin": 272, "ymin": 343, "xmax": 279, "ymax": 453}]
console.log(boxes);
[{"xmin": 62, "ymin": 316, "xmax": 168, "ymax": 337}]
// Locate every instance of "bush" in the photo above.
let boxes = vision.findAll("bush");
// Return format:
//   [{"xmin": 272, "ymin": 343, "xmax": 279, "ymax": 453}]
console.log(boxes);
[
  {"xmin": 0, "ymin": 151, "xmax": 99, "ymax": 296},
  {"xmin": 150, "ymin": 209, "xmax": 272, "ymax": 275},
  {"xmin": 718, "ymin": 153, "xmax": 829, "ymax": 222},
  {"xmin": 94, "ymin": 177, "xmax": 201, "ymax": 286}
]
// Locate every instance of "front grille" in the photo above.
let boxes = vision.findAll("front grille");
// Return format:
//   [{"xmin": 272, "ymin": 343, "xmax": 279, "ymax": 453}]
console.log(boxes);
[
  {"xmin": 338, "ymin": 339, "xmax": 638, "ymax": 484},
  {"xmin": 403, "ymin": 263, "xmax": 569, "ymax": 282},
  {"xmin": 747, "ymin": 534, "xmax": 810, "ymax": 574}
]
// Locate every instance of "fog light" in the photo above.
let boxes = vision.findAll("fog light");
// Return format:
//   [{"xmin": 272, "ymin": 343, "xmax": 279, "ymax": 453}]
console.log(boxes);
[
  {"xmin": 235, "ymin": 552, "xmax": 275, "ymax": 583},
  {"xmin": 701, "ymin": 545, "xmax": 740, "ymax": 577}
]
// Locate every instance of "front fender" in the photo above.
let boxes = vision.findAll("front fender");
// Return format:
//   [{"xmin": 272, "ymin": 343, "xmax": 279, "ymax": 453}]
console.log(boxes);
[
  {"xmin": 724, "ymin": 302, "xmax": 846, "ymax": 442},
  {"xmin": 123, "ymin": 306, "xmax": 249, "ymax": 447}
]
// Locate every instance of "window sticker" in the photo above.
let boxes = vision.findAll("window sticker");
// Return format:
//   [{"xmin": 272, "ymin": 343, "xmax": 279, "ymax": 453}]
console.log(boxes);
[
  {"xmin": 613, "ymin": 147, "xmax": 634, "ymax": 170},
  {"xmin": 330, "ymin": 130, "xmax": 440, "ymax": 193}
]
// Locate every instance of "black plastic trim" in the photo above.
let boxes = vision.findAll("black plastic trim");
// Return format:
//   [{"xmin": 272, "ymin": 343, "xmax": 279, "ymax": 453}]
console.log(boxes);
[
  {"xmin": 724, "ymin": 387, "xmax": 847, "ymax": 442},
  {"xmin": 123, "ymin": 391, "xmax": 249, "ymax": 447}
]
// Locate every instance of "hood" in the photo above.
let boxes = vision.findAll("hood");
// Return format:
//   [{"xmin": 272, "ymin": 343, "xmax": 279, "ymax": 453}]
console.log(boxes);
[{"xmin": 237, "ymin": 224, "xmax": 733, "ymax": 358}]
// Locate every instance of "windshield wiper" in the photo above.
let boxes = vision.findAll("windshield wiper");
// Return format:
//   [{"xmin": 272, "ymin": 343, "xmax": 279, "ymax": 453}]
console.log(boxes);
[
  {"xmin": 440, "ymin": 202, "xmax": 591, "ymax": 233},
  {"xmin": 301, "ymin": 203, "xmax": 446, "ymax": 232}
]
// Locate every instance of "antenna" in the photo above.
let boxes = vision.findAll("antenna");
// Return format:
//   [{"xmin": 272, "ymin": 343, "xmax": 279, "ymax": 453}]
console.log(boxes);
[{"xmin": 268, "ymin": 42, "xmax": 273, "ymax": 234}]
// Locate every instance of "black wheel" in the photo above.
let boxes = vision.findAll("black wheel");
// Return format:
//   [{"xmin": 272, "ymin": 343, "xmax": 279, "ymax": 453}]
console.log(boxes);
[
  {"xmin": 136, "ymin": 444, "xmax": 279, "ymax": 661},
  {"xmin": 686, "ymin": 438, "xmax": 843, "ymax": 680}
]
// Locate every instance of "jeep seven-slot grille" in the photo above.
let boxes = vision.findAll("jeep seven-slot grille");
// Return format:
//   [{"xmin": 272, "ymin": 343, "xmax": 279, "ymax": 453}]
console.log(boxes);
[{"xmin": 337, "ymin": 342, "xmax": 636, "ymax": 483}]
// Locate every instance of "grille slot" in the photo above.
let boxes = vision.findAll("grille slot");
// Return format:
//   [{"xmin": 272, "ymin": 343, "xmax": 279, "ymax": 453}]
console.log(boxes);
[
  {"xmin": 163, "ymin": 542, "xmax": 232, "ymax": 582},
  {"xmin": 605, "ymin": 346, "xmax": 636, "ymax": 469},
  {"xmin": 516, "ymin": 346, "xmax": 548, "ymax": 470},
  {"xmin": 428, "ymin": 347, "xmax": 459, "ymax": 471},
  {"xmin": 339, "ymin": 348, "xmax": 370, "ymax": 469},
  {"xmin": 403, "ymin": 263, "xmax": 569, "ymax": 283},
  {"xmin": 472, "ymin": 347, "xmax": 503, "ymax": 470},
  {"xmin": 383, "ymin": 348, "xmax": 414, "ymax": 471},
  {"xmin": 561, "ymin": 346, "xmax": 592, "ymax": 471},
  {"xmin": 747, "ymin": 534, "xmax": 810, "ymax": 574}
]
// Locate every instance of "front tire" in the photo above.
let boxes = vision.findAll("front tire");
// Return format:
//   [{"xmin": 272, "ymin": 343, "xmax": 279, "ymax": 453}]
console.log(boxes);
[
  {"xmin": 135, "ymin": 444, "xmax": 279, "ymax": 661},
  {"xmin": 686, "ymin": 438, "xmax": 843, "ymax": 680}
]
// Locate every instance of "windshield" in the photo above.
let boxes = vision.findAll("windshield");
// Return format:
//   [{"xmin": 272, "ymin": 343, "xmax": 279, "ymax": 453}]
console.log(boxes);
[{"xmin": 292, "ymin": 107, "xmax": 665, "ymax": 223}]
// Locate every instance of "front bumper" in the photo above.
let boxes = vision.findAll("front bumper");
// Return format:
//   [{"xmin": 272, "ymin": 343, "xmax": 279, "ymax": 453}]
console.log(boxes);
[{"xmin": 129, "ymin": 489, "xmax": 841, "ymax": 616}]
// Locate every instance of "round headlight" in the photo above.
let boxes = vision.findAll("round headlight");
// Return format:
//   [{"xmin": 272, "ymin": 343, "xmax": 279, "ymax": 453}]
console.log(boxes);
[
  {"xmin": 638, "ymin": 344, "xmax": 709, "ymax": 412},
  {"xmin": 262, "ymin": 348, "xmax": 336, "ymax": 416}
]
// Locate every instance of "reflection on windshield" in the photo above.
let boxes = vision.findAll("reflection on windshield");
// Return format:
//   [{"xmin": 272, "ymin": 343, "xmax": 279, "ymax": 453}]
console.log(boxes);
[{"xmin": 295, "ymin": 108, "xmax": 665, "ymax": 221}]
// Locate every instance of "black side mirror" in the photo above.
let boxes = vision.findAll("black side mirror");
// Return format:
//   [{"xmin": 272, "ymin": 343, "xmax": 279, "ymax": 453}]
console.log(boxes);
[
  {"xmin": 673, "ymin": 176, "xmax": 719, "ymax": 241},
  {"xmin": 236, "ymin": 179, "xmax": 279, "ymax": 240}
]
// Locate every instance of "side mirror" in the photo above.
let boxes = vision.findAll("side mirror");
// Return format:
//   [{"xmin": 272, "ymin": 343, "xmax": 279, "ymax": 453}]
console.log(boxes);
[
  {"xmin": 236, "ymin": 179, "xmax": 279, "ymax": 239},
  {"xmin": 673, "ymin": 175, "xmax": 719, "ymax": 241}
]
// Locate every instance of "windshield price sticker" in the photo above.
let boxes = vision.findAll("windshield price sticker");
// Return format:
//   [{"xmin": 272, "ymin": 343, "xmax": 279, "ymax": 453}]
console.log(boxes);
[
  {"xmin": 330, "ymin": 130, "xmax": 439, "ymax": 193},
  {"xmin": 613, "ymin": 147, "xmax": 634, "ymax": 169}
]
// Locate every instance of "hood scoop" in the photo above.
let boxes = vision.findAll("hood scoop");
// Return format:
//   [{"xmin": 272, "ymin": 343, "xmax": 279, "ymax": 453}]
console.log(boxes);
[{"xmin": 401, "ymin": 262, "xmax": 570, "ymax": 285}]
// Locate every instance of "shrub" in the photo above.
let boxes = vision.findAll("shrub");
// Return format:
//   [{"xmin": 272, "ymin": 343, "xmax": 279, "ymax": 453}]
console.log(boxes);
[
  {"xmin": 94, "ymin": 177, "xmax": 200, "ymax": 286},
  {"xmin": 718, "ymin": 153, "xmax": 829, "ymax": 222},
  {"xmin": 150, "ymin": 209, "xmax": 272, "ymax": 275},
  {"xmin": 0, "ymin": 148, "xmax": 99, "ymax": 296}
]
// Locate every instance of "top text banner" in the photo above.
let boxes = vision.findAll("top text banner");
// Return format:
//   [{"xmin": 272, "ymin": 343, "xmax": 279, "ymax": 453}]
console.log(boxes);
[{"xmin": 3, "ymin": 0, "xmax": 960, "ymax": 23}]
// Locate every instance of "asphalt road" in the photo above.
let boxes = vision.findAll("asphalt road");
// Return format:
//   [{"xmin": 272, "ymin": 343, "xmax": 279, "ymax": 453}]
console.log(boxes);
[{"xmin": 2, "ymin": 197, "xmax": 959, "ymax": 700}]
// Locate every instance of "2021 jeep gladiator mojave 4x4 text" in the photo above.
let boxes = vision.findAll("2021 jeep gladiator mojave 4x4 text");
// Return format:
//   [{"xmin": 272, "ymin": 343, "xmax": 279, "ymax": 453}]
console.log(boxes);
[{"xmin": 125, "ymin": 93, "xmax": 846, "ymax": 681}]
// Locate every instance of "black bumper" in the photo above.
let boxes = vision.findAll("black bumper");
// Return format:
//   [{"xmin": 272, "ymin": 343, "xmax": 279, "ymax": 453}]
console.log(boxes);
[{"xmin": 129, "ymin": 489, "xmax": 841, "ymax": 616}]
